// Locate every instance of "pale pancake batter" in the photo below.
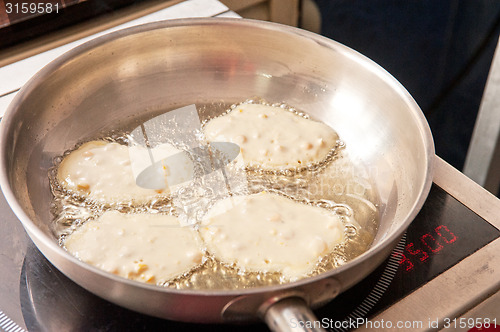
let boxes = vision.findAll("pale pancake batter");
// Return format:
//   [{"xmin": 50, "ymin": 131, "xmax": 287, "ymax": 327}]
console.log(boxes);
[
  {"xmin": 57, "ymin": 141, "xmax": 190, "ymax": 204},
  {"xmin": 64, "ymin": 211, "xmax": 204, "ymax": 284},
  {"xmin": 200, "ymin": 192, "xmax": 345, "ymax": 280},
  {"xmin": 203, "ymin": 103, "xmax": 339, "ymax": 169}
]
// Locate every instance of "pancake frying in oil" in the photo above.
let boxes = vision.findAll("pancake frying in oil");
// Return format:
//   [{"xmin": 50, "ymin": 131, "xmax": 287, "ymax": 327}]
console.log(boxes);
[
  {"xmin": 57, "ymin": 141, "xmax": 191, "ymax": 205},
  {"xmin": 203, "ymin": 103, "xmax": 339, "ymax": 170},
  {"xmin": 200, "ymin": 191, "xmax": 345, "ymax": 280},
  {"xmin": 64, "ymin": 211, "xmax": 204, "ymax": 284}
]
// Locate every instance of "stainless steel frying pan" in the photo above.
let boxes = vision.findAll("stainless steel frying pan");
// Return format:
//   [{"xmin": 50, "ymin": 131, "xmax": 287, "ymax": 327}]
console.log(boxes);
[{"xmin": 0, "ymin": 18, "xmax": 434, "ymax": 331}]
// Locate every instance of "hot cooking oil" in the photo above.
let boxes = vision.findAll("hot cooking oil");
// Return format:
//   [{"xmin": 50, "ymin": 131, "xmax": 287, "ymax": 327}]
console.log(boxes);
[{"xmin": 49, "ymin": 99, "xmax": 379, "ymax": 290}]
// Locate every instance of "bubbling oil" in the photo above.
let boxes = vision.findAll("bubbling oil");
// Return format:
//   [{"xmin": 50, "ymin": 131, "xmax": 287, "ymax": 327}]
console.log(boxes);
[{"xmin": 49, "ymin": 99, "xmax": 379, "ymax": 290}]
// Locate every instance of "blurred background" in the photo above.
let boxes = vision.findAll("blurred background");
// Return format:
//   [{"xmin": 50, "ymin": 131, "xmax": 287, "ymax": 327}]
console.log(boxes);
[{"xmin": 1, "ymin": 0, "xmax": 499, "ymax": 195}]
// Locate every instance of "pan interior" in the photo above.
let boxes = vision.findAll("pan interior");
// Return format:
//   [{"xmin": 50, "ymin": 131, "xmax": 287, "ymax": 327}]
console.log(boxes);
[
  {"xmin": 2, "ymin": 19, "xmax": 433, "ymax": 292},
  {"xmin": 48, "ymin": 98, "xmax": 380, "ymax": 289}
]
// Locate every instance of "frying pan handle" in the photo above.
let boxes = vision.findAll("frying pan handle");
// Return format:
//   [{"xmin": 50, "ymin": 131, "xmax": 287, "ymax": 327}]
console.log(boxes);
[{"xmin": 262, "ymin": 297, "xmax": 326, "ymax": 332}]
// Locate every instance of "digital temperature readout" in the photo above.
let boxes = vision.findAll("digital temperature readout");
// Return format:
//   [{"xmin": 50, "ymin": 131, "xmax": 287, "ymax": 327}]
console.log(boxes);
[
  {"xmin": 315, "ymin": 185, "xmax": 500, "ymax": 325},
  {"xmin": 374, "ymin": 184, "xmax": 499, "ymax": 310},
  {"xmin": 394, "ymin": 225, "xmax": 457, "ymax": 272}
]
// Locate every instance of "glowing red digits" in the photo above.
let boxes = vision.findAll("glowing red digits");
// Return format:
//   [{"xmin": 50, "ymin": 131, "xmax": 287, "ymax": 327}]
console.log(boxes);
[
  {"xmin": 420, "ymin": 233, "xmax": 444, "ymax": 253},
  {"xmin": 435, "ymin": 225, "xmax": 457, "ymax": 244},
  {"xmin": 405, "ymin": 243, "xmax": 429, "ymax": 262},
  {"xmin": 394, "ymin": 251, "xmax": 414, "ymax": 272},
  {"xmin": 398, "ymin": 225, "xmax": 458, "ymax": 272}
]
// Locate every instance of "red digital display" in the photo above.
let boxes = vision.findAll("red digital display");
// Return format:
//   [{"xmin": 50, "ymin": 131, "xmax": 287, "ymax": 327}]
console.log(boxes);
[{"xmin": 393, "ymin": 225, "xmax": 457, "ymax": 272}]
